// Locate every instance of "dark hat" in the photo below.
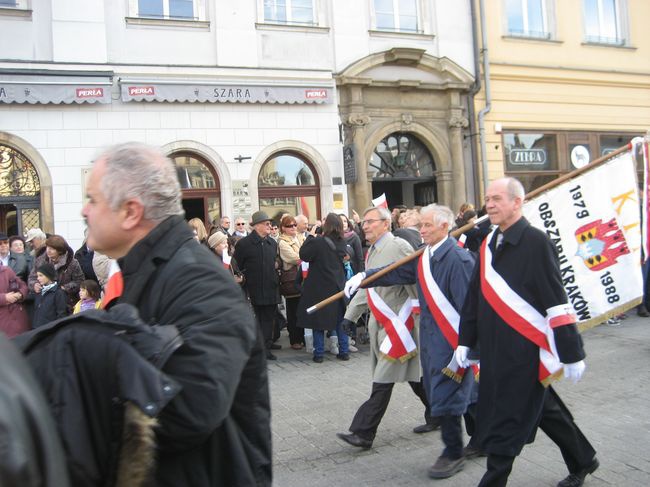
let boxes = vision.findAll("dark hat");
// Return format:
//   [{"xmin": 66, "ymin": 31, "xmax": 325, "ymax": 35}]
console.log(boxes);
[
  {"xmin": 250, "ymin": 211, "xmax": 272, "ymax": 226},
  {"xmin": 37, "ymin": 262, "xmax": 57, "ymax": 282},
  {"xmin": 0, "ymin": 232, "xmax": 7, "ymax": 242}
]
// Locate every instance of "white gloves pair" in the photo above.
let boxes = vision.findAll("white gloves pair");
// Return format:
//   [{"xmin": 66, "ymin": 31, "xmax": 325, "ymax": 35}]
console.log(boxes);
[
  {"xmin": 453, "ymin": 346, "xmax": 586, "ymax": 383},
  {"xmin": 344, "ymin": 272, "xmax": 366, "ymax": 298}
]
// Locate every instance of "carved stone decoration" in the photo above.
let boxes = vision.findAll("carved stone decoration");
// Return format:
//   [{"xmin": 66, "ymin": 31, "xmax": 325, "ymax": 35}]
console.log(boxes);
[
  {"xmin": 401, "ymin": 113, "xmax": 413, "ymax": 126},
  {"xmin": 448, "ymin": 116, "xmax": 469, "ymax": 129},
  {"xmin": 345, "ymin": 113, "xmax": 371, "ymax": 127}
]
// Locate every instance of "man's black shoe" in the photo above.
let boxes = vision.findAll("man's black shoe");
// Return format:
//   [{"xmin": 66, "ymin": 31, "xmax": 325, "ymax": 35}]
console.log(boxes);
[
  {"xmin": 269, "ymin": 343, "xmax": 282, "ymax": 350},
  {"xmin": 312, "ymin": 356, "xmax": 323, "ymax": 363},
  {"xmin": 557, "ymin": 458, "xmax": 599, "ymax": 487},
  {"xmin": 428, "ymin": 455, "xmax": 465, "ymax": 479},
  {"xmin": 336, "ymin": 353, "xmax": 350, "ymax": 361},
  {"xmin": 266, "ymin": 352, "xmax": 277, "ymax": 361},
  {"xmin": 413, "ymin": 422, "xmax": 440, "ymax": 434},
  {"xmin": 336, "ymin": 432, "xmax": 372, "ymax": 449}
]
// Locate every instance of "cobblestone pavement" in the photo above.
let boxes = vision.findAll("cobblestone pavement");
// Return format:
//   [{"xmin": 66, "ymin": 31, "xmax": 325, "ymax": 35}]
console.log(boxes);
[{"xmin": 268, "ymin": 314, "xmax": 650, "ymax": 486}]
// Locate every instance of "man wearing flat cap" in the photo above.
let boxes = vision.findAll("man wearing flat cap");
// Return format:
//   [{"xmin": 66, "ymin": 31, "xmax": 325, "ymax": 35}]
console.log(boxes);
[{"xmin": 234, "ymin": 211, "xmax": 282, "ymax": 360}]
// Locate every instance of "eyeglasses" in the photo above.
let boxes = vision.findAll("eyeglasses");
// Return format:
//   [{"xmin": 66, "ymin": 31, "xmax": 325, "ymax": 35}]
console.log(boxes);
[
  {"xmin": 284, "ymin": 224, "xmax": 297, "ymax": 228},
  {"xmin": 236, "ymin": 223, "xmax": 246, "ymax": 226},
  {"xmin": 361, "ymin": 218, "xmax": 385, "ymax": 226}
]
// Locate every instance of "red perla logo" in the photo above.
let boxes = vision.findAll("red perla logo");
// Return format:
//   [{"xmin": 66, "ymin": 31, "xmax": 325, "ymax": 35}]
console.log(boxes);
[
  {"xmin": 128, "ymin": 86, "xmax": 155, "ymax": 96},
  {"xmin": 76, "ymin": 88, "xmax": 104, "ymax": 98},
  {"xmin": 305, "ymin": 89, "xmax": 327, "ymax": 99}
]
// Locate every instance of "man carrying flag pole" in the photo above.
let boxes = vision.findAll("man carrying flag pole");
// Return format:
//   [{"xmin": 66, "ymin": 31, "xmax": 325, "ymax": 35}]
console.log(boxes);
[
  {"xmin": 342, "ymin": 204, "xmax": 477, "ymax": 479},
  {"xmin": 457, "ymin": 177, "xmax": 598, "ymax": 487}
]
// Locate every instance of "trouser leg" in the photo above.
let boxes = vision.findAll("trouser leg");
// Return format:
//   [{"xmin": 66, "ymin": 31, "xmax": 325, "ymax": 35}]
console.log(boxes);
[
  {"xmin": 440, "ymin": 415, "xmax": 463, "ymax": 459},
  {"xmin": 464, "ymin": 402, "xmax": 478, "ymax": 442},
  {"xmin": 408, "ymin": 379, "xmax": 435, "ymax": 423},
  {"xmin": 349, "ymin": 382, "xmax": 394, "ymax": 441},
  {"xmin": 539, "ymin": 387, "xmax": 597, "ymax": 474},
  {"xmin": 285, "ymin": 297, "xmax": 303, "ymax": 345},
  {"xmin": 478, "ymin": 454, "xmax": 515, "ymax": 487},
  {"xmin": 253, "ymin": 304, "xmax": 275, "ymax": 348}
]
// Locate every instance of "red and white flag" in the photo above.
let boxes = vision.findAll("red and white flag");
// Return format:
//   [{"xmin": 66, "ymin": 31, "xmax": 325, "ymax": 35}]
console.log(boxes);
[
  {"xmin": 301, "ymin": 261, "xmax": 309, "ymax": 279},
  {"xmin": 222, "ymin": 252, "xmax": 232, "ymax": 270},
  {"xmin": 102, "ymin": 259, "xmax": 123, "ymax": 309},
  {"xmin": 457, "ymin": 234, "xmax": 467, "ymax": 248},
  {"xmin": 372, "ymin": 193, "xmax": 388, "ymax": 209}
]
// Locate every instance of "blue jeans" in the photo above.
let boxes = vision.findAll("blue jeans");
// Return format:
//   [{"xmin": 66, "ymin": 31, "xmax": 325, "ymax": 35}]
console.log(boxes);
[{"xmin": 313, "ymin": 305, "xmax": 349, "ymax": 357}]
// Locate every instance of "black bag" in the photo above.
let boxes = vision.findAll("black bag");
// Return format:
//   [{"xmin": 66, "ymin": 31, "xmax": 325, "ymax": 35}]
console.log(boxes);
[{"xmin": 279, "ymin": 265, "xmax": 300, "ymax": 297}]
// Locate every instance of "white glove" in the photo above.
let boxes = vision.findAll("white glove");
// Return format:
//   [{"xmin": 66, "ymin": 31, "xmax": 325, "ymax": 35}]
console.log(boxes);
[
  {"xmin": 563, "ymin": 360, "xmax": 586, "ymax": 384},
  {"xmin": 454, "ymin": 346, "xmax": 470, "ymax": 368},
  {"xmin": 344, "ymin": 272, "xmax": 366, "ymax": 298}
]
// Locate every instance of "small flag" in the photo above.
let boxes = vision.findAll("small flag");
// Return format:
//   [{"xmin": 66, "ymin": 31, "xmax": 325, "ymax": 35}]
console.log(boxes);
[
  {"xmin": 301, "ymin": 261, "xmax": 310, "ymax": 279},
  {"xmin": 372, "ymin": 193, "xmax": 388, "ymax": 209},
  {"xmin": 458, "ymin": 234, "xmax": 467, "ymax": 248},
  {"xmin": 222, "ymin": 252, "xmax": 232, "ymax": 269},
  {"xmin": 102, "ymin": 260, "xmax": 123, "ymax": 309}
]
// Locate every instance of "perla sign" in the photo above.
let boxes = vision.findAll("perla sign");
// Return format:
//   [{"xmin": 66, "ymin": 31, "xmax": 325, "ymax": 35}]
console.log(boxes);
[{"xmin": 509, "ymin": 148, "xmax": 547, "ymax": 166}]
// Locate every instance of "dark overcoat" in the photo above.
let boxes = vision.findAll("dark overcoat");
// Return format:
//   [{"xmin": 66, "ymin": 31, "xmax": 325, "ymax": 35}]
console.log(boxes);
[
  {"xmin": 233, "ymin": 230, "xmax": 280, "ymax": 306},
  {"xmin": 459, "ymin": 217, "xmax": 585, "ymax": 457},
  {"xmin": 368, "ymin": 236, "xmax": 476, "ymax": 415},
  {"xmin": 116, "ymin": 216, "xmax": 272, "ymax": 487},
  {"xmin": 296, "ymin": 235, "xmax": 347, "ymax": 331}
]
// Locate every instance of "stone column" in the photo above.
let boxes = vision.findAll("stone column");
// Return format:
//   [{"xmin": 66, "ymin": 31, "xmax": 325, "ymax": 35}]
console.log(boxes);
[
  {"xmin": 344, "ymin": 113, "xmax": 371, "ymax": 212},
  {"xmin": 448, "ymin": 114, "xmax": 469, "ymax": 212}
]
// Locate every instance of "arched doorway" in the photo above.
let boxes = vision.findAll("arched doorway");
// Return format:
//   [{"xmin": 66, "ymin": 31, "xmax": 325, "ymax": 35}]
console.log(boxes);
[
  {"xmin": 369, "ymin": 132, "xmax": 436, "ymax": 207},
  {"xmin": 0, "ymin": 144, "xmax": 41, "ymax": 235},
  {"xmin": 258, "ymin": 152, "xmax": 320, "ymax": 222},
  {"xmin": 171, "ymin": 152, "xmax": 221, "ymax": 227}
]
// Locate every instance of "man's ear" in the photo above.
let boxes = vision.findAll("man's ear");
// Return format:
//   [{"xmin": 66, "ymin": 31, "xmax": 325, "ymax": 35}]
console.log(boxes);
[{"xmin": 121, "ymin": 199, "xmax": 146, "ymax": 230}]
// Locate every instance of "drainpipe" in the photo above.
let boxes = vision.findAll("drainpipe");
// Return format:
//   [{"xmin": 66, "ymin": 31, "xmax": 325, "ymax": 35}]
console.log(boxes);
[
  {"xmin": 467, "ymin": 0, "xmax": 482, "ymax": 203},
  {"xmin": 477, "ymin": 0, "xmax": 492, "ymax": 196}
]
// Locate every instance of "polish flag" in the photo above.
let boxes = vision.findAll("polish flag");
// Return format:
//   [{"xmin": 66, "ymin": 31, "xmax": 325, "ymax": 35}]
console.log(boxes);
[
  {"xmin": 457, "ymin": 234, "xmax": 467, "ymax": 248},
  {"xmin": 300, "ymin": 196, "xmax": 310, "ymax": 219},
  {"xmin": 372, "ymin": 193, "xmax": 388, "ymax": 209},
  {"xmin": 301, "ymin": 260, "xmax": 310, "ymax": 279},
  {"xmin": 102, "ymin": 260, "xmax": 123, "ymax": 309},
  {"xmin": 222, "ymin": 252, "xmax": 232, "ymax": 270}
]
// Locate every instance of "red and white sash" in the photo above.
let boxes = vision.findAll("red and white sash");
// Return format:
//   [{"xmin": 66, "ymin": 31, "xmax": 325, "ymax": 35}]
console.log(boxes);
[
  {"xmin": 480, "ymin": 229, "xmax": 575, "ymax": 384},
  {"xmin": 418, "ymin": 247, "xmax": 474, "ymax": 382},
  {"xmin": 222, "ymin": 252, "xmax": 232, "ymax": 270},
  {"xmin": 367, "ymin": 288, "xmax": 417, "ymax": 362}
]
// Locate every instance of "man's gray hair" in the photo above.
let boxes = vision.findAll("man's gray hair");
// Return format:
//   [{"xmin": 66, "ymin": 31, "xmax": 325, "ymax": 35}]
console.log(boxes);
[
  {"xmin": 504, "ymin": 177, "xmax": 525, "ymax": 200},
  {"xmin": 363, "ymin": 206, "xmax": 391, "ymax": 221},
  {"xmin": 420, "ymin": 204, "xmax": 455, "ymax": 227},
  {"xmin": 97, "ymin": 142, "xmax": 184, "ymax": 223}
]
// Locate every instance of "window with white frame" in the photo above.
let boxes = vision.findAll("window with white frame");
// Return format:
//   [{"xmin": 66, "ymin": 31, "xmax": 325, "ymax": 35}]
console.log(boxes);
[
  {"xmin": 583, "ymin": 0, "xmax": 626, "ymax": 45},
  {"xmin": 505, "ymin": 0, "xmax": 551, "ymax": 39},
  {"xmin": 130, "ymin": 0, "xmax": 206, "ymax": 20},
  {"xmin": 373, "ymin": 0, "xmax": 420, "ymax": 33},
  {"xmin": 0, "ymin": 0, "xmax": 30, "ymax": 9},
  {"xmin": 263, "ymin": 0, "xmax": 315, "ymax": 25}
]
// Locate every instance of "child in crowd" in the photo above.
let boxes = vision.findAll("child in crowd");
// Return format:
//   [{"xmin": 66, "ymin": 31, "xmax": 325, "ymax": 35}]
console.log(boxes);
[
  {"xmin": 32, "ymin": 262, "xmax": 67, "ymax": 328},
  {"xmin": 73, "ymin": 279, "xmax": 102, "ymax": 314}
]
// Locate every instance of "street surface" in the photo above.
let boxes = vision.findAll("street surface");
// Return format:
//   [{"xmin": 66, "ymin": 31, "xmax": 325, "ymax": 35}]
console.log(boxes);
[{"xmin": 268, "ymin": 314, "xmax": 650, "ymax": 486}]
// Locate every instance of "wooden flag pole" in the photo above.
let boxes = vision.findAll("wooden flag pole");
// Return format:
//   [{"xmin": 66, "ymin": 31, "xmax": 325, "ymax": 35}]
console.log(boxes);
[{"xmin": 306, "ymin": 143, "xmax": 634, "ymax": 315}]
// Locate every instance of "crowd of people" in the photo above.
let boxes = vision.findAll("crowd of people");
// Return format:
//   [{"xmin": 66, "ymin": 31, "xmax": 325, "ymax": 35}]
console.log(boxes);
[{"xmin": 2, "ymin": 141, "xmax": 634, "ymax": 487}]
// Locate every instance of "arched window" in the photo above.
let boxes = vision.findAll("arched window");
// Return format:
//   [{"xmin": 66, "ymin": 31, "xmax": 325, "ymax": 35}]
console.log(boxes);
[
  {"xmin": 0, "ymin": 145, "xmax": 41, "ymax": 235},
  {"xmin": 258, "ymin": 152, "xmax": 320, "ymax": 222},
  {"xmin": 171, "ymin": 152, "xmax": 221, "ymax": 227},
  {"xmin": 369, "ymin": 133, "xmax": 437, "ymax": 206}
]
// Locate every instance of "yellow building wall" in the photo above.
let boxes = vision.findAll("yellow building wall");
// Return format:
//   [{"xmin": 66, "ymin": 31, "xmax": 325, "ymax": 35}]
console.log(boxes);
[{"xmin": 474, "ymin": 0, "xmax": 650, "ymax": 190}]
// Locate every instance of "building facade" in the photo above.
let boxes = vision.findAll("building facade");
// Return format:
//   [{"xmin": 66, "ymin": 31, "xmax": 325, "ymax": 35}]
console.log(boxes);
[
  {"xmin": 474, "ymin": 0, "xmax": 650, "ymax": 196},
  {"xmin": 0, "ymin": 0, "xmax": 476, "ymax": 248}
]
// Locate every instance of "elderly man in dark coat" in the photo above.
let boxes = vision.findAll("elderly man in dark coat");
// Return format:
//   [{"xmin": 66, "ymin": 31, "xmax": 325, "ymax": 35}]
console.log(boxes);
[
  {"xmin": 343, "ymin": 205, "xmax": 476, "ymax": 479},
  {"xmin": 234, "ymin": 210, "xmax": 282, "ymax": 360},
  {"xmin": 81, "ymin": 142, "xmax": 272, "ymax": 487},
  {"xmin": 458, "ymin": 177, "xmax": 597, "ymax": 487}
]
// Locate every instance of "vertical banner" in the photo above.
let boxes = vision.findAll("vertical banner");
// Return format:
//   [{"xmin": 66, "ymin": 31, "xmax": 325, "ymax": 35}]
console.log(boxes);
[{"xmin": 523, "ymin": 149, "xmax": 643, "ymax": 330}]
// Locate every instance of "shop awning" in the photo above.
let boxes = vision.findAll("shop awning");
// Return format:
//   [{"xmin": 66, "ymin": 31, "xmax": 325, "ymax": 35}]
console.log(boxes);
[
  {"xmin": 119, "ymin": 78, "xmax": 334, "ymax": 104},
  {"xmin": 0, "ymin": 70, "xmax": 113, "ymax": 104}
]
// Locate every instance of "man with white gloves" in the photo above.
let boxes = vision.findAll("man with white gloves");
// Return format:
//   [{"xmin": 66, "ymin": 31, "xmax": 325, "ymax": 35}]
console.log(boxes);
[{"xmin": 457, "ymin": 177, "xmax": 598, "ymax": 487}]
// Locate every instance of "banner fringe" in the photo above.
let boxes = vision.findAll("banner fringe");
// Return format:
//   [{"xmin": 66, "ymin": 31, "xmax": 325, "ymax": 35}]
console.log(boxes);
[
  {"xmin": 577, "ymin": 297, "xmax": 642, "ymax": 332},
  {"xmin": 441, "ymin": 367, "xmax": 464, "ymax": 384}
]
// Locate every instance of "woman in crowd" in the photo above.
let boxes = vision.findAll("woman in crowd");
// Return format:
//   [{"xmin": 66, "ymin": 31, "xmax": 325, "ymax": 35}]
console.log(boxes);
[
  {"xmin": 278, "ymin": 215, "xmax": 305, "ymax": 350},
  {"xmin": 188, "ymin": 217, "xmax": 209, "ymax": 246},
  {"xmin": 207, "ymin": 231, "xmax": 244, "ymax": 287},
  {"xmin": 339, "ymin": 214, "xmax": 364, "ymax": 275},
  {"xmin": 296, "ymin": 213, "xmax": 350, "ymax": 363},
  {"xmin": 9, "ymin": 235, "xmax": 32, "ymax": 280},
  {"xmin": 0, "ymin": 256, "xmax": 29, "ymax": 337},
  {"xmin": 28, "ymin": 235, "xmax": 85, "ymax": 314}
]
